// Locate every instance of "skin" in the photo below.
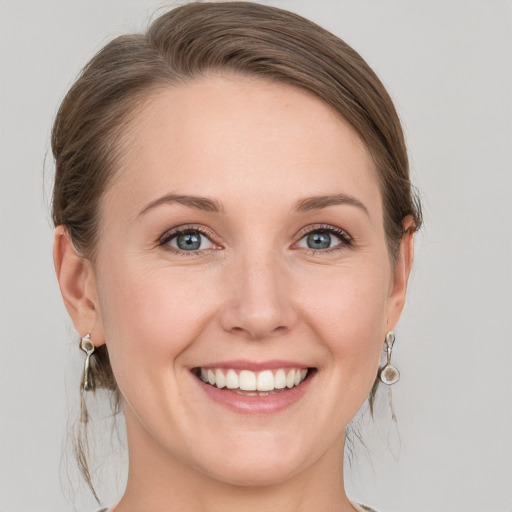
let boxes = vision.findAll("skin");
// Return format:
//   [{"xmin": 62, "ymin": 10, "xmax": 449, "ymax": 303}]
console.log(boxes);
[{"xmin": 54, "ymin": 75, "xmax": 414, "ymax": 512}]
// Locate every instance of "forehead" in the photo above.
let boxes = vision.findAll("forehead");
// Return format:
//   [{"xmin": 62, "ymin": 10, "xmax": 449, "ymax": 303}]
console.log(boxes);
[{"xmin": 105, "ymin": 75, "xmax": 382, "ymax": 220}]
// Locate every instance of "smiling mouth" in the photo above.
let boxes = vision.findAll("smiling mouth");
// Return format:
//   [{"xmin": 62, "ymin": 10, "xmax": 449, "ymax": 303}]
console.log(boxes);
[{"xmin": 193, "ymin": 367, "xmax": 312, "ymax": 396}]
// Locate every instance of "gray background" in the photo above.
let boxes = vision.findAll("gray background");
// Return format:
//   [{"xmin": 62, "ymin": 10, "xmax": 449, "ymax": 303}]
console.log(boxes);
[{"xmin": 1, "ymin": 1, "xmax": 511, "ymax": 511}]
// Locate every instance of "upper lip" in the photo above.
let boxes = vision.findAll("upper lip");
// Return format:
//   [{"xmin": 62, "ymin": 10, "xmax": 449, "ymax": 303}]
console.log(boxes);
[{"xmin": 192, "ymin": 360, "xmax": 312, "ymax": 371}]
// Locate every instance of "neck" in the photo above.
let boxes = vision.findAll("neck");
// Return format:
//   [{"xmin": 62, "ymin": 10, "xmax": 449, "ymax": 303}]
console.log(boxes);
[{"xmin": 114, "ymin": 410, "xmax": 356, "ymax": 512}]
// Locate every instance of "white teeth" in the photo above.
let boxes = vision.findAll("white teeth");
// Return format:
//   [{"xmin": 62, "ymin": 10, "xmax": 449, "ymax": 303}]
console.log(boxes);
[
  {"xmin": 274, "ymin": 369, "xmax": 286, "ymax": 389},
  {"xmin": 239, "ymin": 370, "xmax": 257, "ymax": 391},
  {"xmin": 198, "ymin": 367, "xmax": 309, "ymax": 392},
  {"xmin": 226, "ymin": 369, "xmax": 239, "ymax": 389},
  {"xmin": 256, "ymin": 370, "xmax": 274, "ymax": 391},
  {"xmin": 286, "ymin": 369, "xmax": 296, "ymax": 388},
  {"xmin": 215, "ymin": 369, "xmax": 226, "ymax": 389}
]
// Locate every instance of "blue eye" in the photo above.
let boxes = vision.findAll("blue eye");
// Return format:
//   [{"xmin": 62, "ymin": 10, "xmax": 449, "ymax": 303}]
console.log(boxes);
[
  {"xmin": 306, "ymin": 231, "xmax": 332, "ymax": 249},
  {"xmin": 164, "ymin": 229, "xmax": 216, "ymax": 252},
  {"xmin": 296, "ymin": 227, "xmax": 351, "ymax": 252}
]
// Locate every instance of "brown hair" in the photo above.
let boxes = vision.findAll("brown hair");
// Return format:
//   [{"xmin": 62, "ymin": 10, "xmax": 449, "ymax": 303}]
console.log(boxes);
[{"xmin": 52, "ymin": 1, "xmax": 422, "ymax": 499}]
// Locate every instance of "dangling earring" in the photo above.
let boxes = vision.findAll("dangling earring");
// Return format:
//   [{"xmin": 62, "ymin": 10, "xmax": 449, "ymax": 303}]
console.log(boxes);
[
  {"xmin": 80, "ymin": 333, "xmax": 95, "ymax": 391},
  {"xmin": 379, "ymin": 330, "xmax": 399, "ymax": 422},
  {"xmin": 379, "ymin": 330, "xmax": 400, "ymax": 385}
]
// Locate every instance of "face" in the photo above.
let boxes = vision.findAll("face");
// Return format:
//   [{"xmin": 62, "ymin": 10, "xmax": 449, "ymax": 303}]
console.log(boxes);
[{"xmin": 86, "ymin": 75, "xmax": 408, "ymax": 485}]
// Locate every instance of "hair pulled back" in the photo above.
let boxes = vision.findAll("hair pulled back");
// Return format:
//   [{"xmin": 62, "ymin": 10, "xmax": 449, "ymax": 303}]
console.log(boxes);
[{"xmin": 51, "ymin": 1, "xmax": 422, "ymax": 498}]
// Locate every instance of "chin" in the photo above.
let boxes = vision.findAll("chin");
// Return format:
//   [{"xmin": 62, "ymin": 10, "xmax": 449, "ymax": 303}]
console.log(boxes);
[
  {"xmin": 193, "ymin": 435, "xmax": 313, "ymax": 487},
  {"xmin": 203, "ymin": 458, "xmax": 305, "ymax": 487}
]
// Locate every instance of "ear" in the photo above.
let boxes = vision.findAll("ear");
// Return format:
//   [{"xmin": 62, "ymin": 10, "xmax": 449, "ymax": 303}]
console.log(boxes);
[
  {"xmin": 386, "ymin": 216, "xmax": 415, "ymax": 329},
  {"xmin": 53, "ymin": 226, "xmax": 105, "ymax": 346}
]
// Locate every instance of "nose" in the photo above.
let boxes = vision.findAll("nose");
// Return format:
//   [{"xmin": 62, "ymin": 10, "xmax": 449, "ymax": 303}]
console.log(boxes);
[{"xmin": 219, "ymin": 249, "xmax": 298, "ymax": 341}]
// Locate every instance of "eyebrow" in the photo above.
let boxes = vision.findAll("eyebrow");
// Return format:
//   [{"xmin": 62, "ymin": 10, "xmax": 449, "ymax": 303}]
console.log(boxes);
[
  {"xmin": 294, "ymin": 194, "xmax": 369, "ymax": 216},
  {"xmin": 138, "ymin": 192, "xmax": 368, "ymax": 217},
  {"xmin": 138, "ymin": 193, "xmax": 224, "ymax": 216}
]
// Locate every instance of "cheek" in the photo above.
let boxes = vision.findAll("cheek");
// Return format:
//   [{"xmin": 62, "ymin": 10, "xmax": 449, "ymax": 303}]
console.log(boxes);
[
  {"xmin": 297, "ymin": 262, "xmax": 389, "ymax": 380},
  {"xmin": 94, "ymin": 258, "xmax": 219, "ymax": 386}
]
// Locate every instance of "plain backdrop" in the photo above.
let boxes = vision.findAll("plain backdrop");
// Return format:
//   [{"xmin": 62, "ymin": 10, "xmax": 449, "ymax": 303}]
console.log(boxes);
[{"xmin": 1, "ymin": 1, "xmax": 511, "ymax": 511}]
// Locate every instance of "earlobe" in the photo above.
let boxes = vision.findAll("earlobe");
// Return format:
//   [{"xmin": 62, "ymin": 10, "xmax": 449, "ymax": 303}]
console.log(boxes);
[
  {"xmin": 386, "ymin": 216, "xmax": 415, "ymax": 329},
  {"xmin": 53, "ymin": 226, "xmax": 105, "ymax": 346}
]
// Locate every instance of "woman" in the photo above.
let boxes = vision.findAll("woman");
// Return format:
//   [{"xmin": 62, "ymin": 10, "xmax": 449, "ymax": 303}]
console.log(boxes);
[{"xmin": 52, "ymin": 2, "xmax": 421, "ymax": 511}]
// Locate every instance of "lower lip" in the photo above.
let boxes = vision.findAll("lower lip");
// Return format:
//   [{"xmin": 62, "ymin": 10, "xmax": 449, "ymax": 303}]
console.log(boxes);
[{"xmin": 194, "ymin": 372, "xmax": 315, "ymax": 414}]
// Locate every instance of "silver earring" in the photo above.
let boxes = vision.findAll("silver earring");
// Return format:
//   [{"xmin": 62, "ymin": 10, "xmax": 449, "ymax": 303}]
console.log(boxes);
[
  {"xmin": 379, "ymin": 330, "xmax": 400, "ymax": 385},
  {"xmin": 80, "ymin": 333, "xmax": 95, "ymax": 391}
]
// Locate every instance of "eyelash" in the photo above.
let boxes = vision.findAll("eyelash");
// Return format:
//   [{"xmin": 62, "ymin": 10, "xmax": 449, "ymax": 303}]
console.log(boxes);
[
  {"xmin": 295, "ymin": 224, "xmax": 354, "ymax": 254},
  {"xmin": 158, "ymin": 224, "xmax": 353, "ymax": 256},
  {"xmin": 159, "ymin": 224, "xmax": 219, "ymax": 255}
]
